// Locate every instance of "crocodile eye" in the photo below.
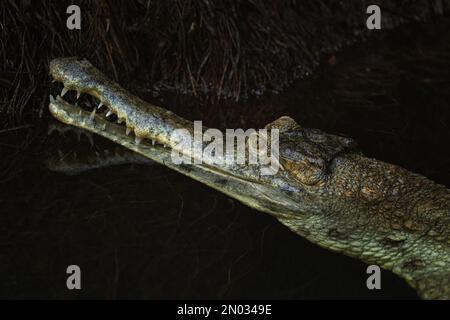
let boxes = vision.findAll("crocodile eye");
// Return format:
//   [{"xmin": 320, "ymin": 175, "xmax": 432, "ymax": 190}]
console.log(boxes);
[{"xmin": 284, "ymin": 160, "xmax": 325, "ymax": 186}]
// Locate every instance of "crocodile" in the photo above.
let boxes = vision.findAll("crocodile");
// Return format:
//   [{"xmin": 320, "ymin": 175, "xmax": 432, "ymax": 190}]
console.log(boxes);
[{"xmin": 48, "ymin": 57, "xmax": 450, "ymax": 299}]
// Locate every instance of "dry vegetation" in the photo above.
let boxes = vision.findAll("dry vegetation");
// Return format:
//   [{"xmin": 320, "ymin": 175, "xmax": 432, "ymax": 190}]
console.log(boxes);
[{"xmin": 0, "ymin": 0, "xmax": 447, "ymax": 127}]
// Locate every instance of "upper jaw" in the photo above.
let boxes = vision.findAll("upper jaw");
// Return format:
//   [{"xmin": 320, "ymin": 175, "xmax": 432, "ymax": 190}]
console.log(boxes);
[{"xmin": 49, "ymin": 57, "xmax": 193, "ymax": 149}]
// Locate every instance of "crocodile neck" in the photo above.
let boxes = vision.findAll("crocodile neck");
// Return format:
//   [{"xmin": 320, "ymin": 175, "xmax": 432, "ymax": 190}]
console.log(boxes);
[{"xmin": 278, "ymin": 153, "xmax": 450, "ymax": 299}]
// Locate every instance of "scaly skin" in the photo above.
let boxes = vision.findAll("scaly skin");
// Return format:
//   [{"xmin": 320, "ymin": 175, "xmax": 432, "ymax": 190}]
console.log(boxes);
[{"xmin": 48, "ymin": 57, "xmax": 450, "ymax": 299}]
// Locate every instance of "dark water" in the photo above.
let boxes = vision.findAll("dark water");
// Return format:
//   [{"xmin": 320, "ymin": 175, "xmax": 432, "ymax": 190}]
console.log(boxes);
[{"xmin": 1, "ymin": 18, "xmax": 450, "ymax": 299}]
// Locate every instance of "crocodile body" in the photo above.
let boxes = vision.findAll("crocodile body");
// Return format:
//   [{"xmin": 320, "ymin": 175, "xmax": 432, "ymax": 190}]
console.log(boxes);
[{"xmin": 48, "ymin": 58, "xmax": 450, "ymax": 299}]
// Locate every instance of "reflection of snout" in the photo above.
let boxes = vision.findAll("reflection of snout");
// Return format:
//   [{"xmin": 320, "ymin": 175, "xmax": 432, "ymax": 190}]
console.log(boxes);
[{"xmin": 46, "ymin": 119, "xmax": 154, "ymax": 175}]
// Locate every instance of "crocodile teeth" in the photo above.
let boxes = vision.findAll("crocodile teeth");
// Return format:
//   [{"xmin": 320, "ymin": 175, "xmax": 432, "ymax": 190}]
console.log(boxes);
[
  {"xmin": 106, "ymin": 110, "xmax": 112, "ymax": 117},
  {"xmin": 90, "ymin": 108, "xmax": 96, "ymax": 120},
  {"xmin": 97, "ymin": 102, "xmax": 103, "ymax": 109},
  {"xmin": 76, "ymin": 91, "xmax": 81, "ymax": 100},
  {"xmin": 152, "ymin": 140, "xmax": 155, "ymax": 146},
  {"xmin": 49, "ymin": 94, "xmax": 55, "ymax": 103},
  {"xmin": 117, "ymin": 119, "xmax": 123, "ymax": 124},
  {"xmin": 135, "ymin": 137, "xmax": 142, "ymax": 144},
  {"xmin": 61, "ymin": 87, "xmax": 68, "ymax": 97},
  {"xmin": 126, "ymin": 127, "xmax": 131, "ymax": 135}
]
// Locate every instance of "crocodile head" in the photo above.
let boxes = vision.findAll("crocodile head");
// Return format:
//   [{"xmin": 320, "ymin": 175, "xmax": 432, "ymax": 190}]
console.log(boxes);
[{"xmin": 48, "ymin": 57, "xmax": 356, "ymax": 220}]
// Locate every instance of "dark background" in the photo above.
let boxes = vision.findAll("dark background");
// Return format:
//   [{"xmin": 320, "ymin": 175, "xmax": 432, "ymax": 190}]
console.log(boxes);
[{"xmin": 1, "ymin": 1, "xmax": 449, "ymax": 299}]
